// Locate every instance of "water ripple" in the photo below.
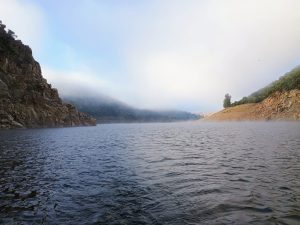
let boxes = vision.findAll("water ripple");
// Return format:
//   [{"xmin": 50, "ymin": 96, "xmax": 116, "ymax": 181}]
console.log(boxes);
[{"xmin": 0, "ymin": 122, "xmax": 300, "ymax": 224}]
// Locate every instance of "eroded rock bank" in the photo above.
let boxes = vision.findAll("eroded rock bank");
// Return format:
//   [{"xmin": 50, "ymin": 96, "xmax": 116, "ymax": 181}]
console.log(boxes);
[
  {"xmin": 204, "ymin": 90, "xmax": 300, "ymax": 121},
  {"xmin": 0, "ymin": 24, "xmax": 96, "ymax": 128}
]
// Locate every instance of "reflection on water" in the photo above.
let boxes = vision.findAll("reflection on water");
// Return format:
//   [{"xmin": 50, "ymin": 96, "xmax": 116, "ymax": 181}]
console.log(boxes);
[{"xmin": 0, "ymin": 122, "xmax": 300, "ymax": 225}]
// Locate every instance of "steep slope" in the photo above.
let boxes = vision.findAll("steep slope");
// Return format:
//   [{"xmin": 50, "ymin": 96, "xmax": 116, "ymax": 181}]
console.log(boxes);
[
  {"xmin": 231, "ymin": 66, "xmax": 300, "ymax": 106},
  {"xmin": 0, "ymin": 23, "xmax": 96, "ymax": 128},
  {"xmin": 64, "ymin": 96, "xmax": 200, "ymax": 123},
  {"xmin": 205, "ymin": 90, "xmax": 300, "ymax": 121},
  {"xmin": 205, "ymin": 66, "xmax": 300, "ymax": 121}
]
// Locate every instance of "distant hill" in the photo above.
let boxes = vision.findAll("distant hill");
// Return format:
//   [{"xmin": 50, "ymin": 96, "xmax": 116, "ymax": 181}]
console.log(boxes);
[
  {"xmin": 205, "ymin": 66, "xmax": 300, "ymax": 121},
  {"xmin": 64, "ymin": 96, "xmax": 200, "ymax": 123},
  {"xmin": 231, "ymin": 66, "xmax": 300, "ymax": 106}
]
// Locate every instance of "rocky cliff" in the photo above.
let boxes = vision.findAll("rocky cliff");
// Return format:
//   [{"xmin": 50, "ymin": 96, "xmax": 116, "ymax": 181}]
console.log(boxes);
[
  {"xmin": 0, "ymin": 24, "xmax": 96, "ymax": 128},
  {"xmin": 204, "ymin": 90, "xmax": 300, "ymax": 121}
]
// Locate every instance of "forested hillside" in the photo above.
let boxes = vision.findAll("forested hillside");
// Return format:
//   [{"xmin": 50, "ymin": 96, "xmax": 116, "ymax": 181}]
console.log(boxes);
[
  {"xmin": 231, "ymin": 66, "xmax": 300, "ymax": 106},
  {"xmin": 64, "ymin": 96, "xmax": 200, "ymax": 123}
]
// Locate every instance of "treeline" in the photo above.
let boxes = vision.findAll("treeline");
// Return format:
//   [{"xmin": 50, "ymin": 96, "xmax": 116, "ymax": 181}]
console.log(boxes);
[
  {"xmin": 229, "ymin": 66, "xmax": 300, "ymax": 107},
  {"xmin": 64, "ymin": 96, "xmax": 200, "ymax": 123}
]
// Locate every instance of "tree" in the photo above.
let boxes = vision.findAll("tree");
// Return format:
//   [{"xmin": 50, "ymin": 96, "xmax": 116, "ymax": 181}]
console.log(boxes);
[
  {"xmin": 223, "ymin": 93, "xmax": 231, "ymax": 108},
  {"xmin": 8, "ymin": 29, "xmax": 17, "ymax": 39},
  {"xmin": 0, "ymin": 20, "xmax": 6, "ymax": 29}
]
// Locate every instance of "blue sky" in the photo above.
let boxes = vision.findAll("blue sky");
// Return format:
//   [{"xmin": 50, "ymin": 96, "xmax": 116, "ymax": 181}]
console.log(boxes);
[{"xmin": 1, "ymin": 0, "xmax": 300, "ymax": 112}]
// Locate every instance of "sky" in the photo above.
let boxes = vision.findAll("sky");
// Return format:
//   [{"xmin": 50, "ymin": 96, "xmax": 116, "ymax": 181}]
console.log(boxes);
[{"xmin": 1, "ymin": 0, "xmax": 300, "ymax": 112}]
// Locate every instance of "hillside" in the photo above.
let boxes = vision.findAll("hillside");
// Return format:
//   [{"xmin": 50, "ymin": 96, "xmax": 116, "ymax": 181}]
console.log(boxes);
[
  {"xmin": 205, "ymin": 67, "xmax": 300, "ymax": 121},
  {"xmin": 231, "ymin": 66, "xmax": 300, "ymax": 106},
  {"xmin": 0, "ymin": 22, "xmax": 96, "ymax": 128},
  {"xmin": 205, "ymin": 90, "xmax": 300, "ymax": 121},
  {"xmin": 64, "ymin": 96, "xmax": 200, "ymax": 123}
]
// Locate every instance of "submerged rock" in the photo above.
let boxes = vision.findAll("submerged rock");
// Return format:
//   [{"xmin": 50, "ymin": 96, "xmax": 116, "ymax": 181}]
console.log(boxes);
[{"xmin": 0, "ymin": 23, "xmax": 96, "ymax": 128}]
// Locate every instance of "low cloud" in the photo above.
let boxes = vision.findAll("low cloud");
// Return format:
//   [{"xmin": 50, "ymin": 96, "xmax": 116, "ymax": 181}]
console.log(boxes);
[
  {"xmin": 122, "ymin": 0, "xmax": 300, "ymax": 111},
  {"xmin": 2, "ymin": 0, "xmax": 300, "ymax": 112},
  {"xmin": 43, "ymin": 67, "xmax": 119, "ymax": 99}
]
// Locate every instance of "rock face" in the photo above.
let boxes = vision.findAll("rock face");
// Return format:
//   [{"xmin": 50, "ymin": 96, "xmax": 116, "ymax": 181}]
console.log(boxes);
[
  {"xmin": 204, "ymin": 90, "xmax": 300, "ymax": 121},
  {"xmin": 0, "ymin": 24, "xmax": 96, "ymax": 128}
]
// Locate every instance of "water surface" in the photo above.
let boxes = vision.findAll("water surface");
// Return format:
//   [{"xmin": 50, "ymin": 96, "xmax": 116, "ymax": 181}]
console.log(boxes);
[{"xmin": 0, "ymin": 122, "xmax": 299, "ymax": 224}]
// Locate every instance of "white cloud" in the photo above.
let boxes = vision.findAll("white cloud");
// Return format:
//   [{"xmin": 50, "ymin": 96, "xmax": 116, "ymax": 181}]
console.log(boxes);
[
  {"xmin": 42, "ymin": 67, "xmax": 120, "ymax": 99},
  {"xmin": 2, "ymin": 0, "xmax": 300, "ymax": 112},
  {"xmin": 121, "ymin": 0, "xmax": 300, "ymax": 110}
]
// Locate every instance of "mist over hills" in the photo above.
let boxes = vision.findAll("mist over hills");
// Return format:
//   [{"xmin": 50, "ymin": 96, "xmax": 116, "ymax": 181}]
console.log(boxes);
[{"xmin": 63, "ymin": 95, "xmax": 200, "ymax": 123}]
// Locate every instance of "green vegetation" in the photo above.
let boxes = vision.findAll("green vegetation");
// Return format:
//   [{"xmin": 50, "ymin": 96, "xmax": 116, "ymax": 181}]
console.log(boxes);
[
  {"xmin": 223, "ymin": 93, "xmax": 231, "ymax": 108},
  {"xmin": 230, "ymin": 66, "xmax": 300, "ymax": 107}
]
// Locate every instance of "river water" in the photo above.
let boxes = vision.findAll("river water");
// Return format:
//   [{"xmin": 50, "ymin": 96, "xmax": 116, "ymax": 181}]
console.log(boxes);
[{"xmin": 0, "ymin": 122, "xmax": 299, "ymax": 225}]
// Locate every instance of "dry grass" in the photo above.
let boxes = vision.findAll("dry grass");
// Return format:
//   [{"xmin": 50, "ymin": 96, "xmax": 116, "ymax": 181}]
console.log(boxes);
[{"xmin": 204, "ymin": 90, "xmax": 300, "ymax": 121}]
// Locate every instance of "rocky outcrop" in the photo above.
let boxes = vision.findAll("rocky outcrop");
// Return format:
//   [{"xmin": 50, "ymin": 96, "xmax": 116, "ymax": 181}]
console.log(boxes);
[
  {"xmin": 204, "ymin": 90, "xmax": 300, "ymax": 121},
  {"xmin": 0, "ymin": 24, "xmax": 96, "ymax": 128}
]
